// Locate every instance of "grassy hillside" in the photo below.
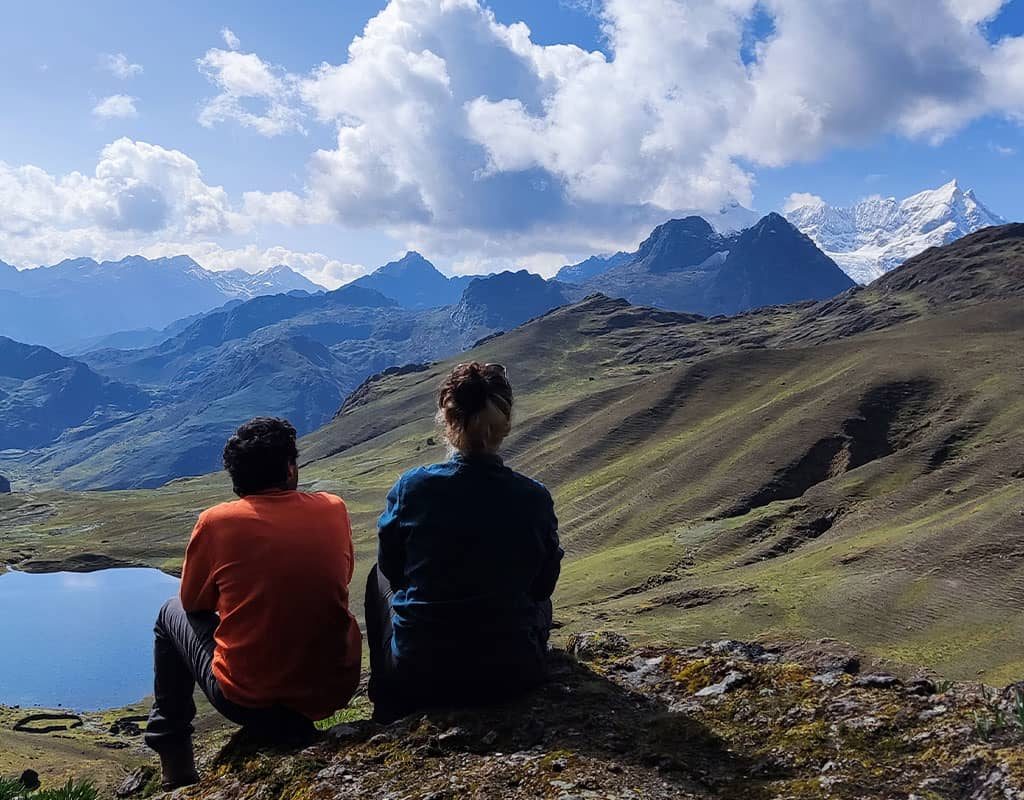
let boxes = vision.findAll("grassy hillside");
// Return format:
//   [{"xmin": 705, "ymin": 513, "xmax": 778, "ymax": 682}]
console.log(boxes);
[{"xmin": 2, "ymin": 225, "xmax": 1023, "ymax": 683}]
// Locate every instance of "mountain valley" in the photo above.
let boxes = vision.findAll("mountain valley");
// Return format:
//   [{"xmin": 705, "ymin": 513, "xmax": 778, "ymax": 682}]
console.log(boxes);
[
  {"xmin": 2, "ymin": 221, "xmax": 1023, "ymax": 798},
  {"xmin": 3, "ymin": 224, "xmax": 1022, "ymax": 683}
]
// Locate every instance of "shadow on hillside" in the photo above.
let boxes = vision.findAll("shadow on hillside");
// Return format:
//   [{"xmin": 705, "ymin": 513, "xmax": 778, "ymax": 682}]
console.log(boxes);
[{"xmin": 211, "ymin": 652, "xmax": 777, "ymax": 796}]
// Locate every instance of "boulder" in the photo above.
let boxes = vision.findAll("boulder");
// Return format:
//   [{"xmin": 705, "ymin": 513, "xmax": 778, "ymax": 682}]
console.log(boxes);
[
  {"xmin": 695, "ymin": 670, "xmax": 749, "ymax": 697},
  {"xmin": 568, "ymin": 631, "xmax": 631, "ymax": 661},
  {"xmin": 115, "ymin": 766, "xmax": 155, "ymax": 798},
  {"xmin": 0, "ymin": 474, "xmax": 10, "ymax": 493}
]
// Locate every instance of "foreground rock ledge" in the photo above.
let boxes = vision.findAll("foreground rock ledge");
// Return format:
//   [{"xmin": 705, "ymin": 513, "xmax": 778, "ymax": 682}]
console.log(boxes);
[{"xmin": 157, "ymin": 634, "xmax": 1024, "ymax": 800}]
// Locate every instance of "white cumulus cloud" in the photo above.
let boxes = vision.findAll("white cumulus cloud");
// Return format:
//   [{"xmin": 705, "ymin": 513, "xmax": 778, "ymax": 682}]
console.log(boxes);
[
  {"xmin": 267, "ymin": 0, "xmax": 1024, "ymax": 266},
  {"xmin": 10, "ymin": 1, "xmax": 1024, "ymax": 281},
  {"xmin": 221, "ymin": 27, "xmax": 241, "ymax": 51},
  {"xmin": 0, "ymin": 139, "xmax": 243, "ymax": 266},
  {"xmin": 0, "ymin": 139, "xmax": 364, "ymax": 287},
  {"xmin": 197, "ymin": 47, "xmax": 305, "ymax": 136},
  {"xmin": 783, "ymin": 193, "xmax": 826, "ymax": 212},
  {"xmin": 101, "ymin": 53, "xmax": 143, "ymax": 79},
  {"xmin": 92, "ymin": 94, "xmax": 139, "ymax": 119}
]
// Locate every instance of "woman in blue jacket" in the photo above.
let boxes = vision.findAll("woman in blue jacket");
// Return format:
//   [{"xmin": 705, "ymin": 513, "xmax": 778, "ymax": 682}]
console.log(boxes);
[{"xmin": 365, "ymin": 361, "xmax": 562, "ymax": 720}]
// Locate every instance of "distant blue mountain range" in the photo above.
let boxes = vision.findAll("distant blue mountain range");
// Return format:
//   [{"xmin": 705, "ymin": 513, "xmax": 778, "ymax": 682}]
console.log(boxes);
[
  {"xmin": 0, "ymin": 255, "xmax": 323, "ymax": 350},
  {"xmin": 0, "ymin": 212, "xmax": 860, "ymax": 490}
]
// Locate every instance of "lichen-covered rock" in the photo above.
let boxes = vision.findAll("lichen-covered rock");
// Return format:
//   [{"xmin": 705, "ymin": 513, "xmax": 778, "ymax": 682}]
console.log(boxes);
[
  {"xmin": 694, "ymin": 670, "xmax": 748, "ymax": 697},
  {"xmin": 567, "ymin": 631, "xmax": 631, "ymax": 661},
  {"xmin": 115, "ymin": 766, "xmax": 156, "ymax": 797}
]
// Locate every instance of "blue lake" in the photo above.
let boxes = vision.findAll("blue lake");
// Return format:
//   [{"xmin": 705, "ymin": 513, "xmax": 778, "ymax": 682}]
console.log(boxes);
[{"xmin": 0, "ymin": 567, "xmax": 179, "ymax": 710}]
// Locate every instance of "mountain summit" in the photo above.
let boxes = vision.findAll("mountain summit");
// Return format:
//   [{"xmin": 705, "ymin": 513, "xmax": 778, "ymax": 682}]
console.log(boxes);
[
  {"xmin": 349, "ymin": 252, "xmax": 474, "ymax": 309},
  {"xmin": 584, "ymin": 213, "xmax": 853, "ymax": 315},
  {"xmin": 451, "ymin": 270, "xmax": 583, "ymax": 330},
  {"xmin": 785, "ymin": 180, "xmax": 1006, "ymax": 283},
  {"xmin": 705, "ymin": 212, "xmax": 856, "ymax": 314}
]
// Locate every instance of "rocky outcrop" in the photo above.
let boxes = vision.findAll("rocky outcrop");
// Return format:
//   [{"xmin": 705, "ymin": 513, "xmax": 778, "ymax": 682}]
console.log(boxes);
[
  {"xmin": 334, "ymin": 363, "xmax": 432, "ymax": 418},
  {"xmin": 162, "ymin": 636, "xmax": 1024, "ymax": 799},
  {"xmin": 0, "ymin": 474, "xmax": 9, "ymax": 493}
]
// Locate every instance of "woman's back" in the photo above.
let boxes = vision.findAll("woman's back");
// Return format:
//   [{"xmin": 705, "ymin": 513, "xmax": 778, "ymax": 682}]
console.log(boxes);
[
  {"xmin": 366, "ymin": 362, "xmax": 563, "ymax": 715},
  {"xmin": 379, "ymin": 452, "xmax": 560, "ymax": 669}
]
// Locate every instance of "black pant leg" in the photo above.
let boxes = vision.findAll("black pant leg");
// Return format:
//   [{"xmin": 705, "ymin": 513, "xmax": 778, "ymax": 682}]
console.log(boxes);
[
  {"xmin": 364, "ymin": 564, "xmax": 400, "ymax": 705},
  {"xmin": 146, "ymin": 597, "xmax": 314, "ymax": 753},
  {"xmin": 145, "ymin": 596, "xmax": 219, "ymax": 752}
]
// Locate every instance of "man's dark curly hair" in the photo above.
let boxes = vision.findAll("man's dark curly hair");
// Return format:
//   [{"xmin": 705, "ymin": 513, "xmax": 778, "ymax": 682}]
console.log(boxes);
[{"xmin": 222, "ymin": 417, "xmax": 298, "ymax": 496}]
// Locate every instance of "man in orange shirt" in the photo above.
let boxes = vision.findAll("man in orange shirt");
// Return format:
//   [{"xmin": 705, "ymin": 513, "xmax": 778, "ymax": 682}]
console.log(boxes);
[{"xmin": 145, "ymin": 417, "xmax": 362, "ymax": 790}]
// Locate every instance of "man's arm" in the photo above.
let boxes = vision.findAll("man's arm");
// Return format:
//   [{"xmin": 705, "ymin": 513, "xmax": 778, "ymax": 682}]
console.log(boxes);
[
  {"xmin": 531, "ymin": 491, "xmax": 563, "ymax": 601},
  {"xmin": 377, "ymin": 479, "xmax": 409, "ymax": 589},
  {"xmin": 179, "ymin": 516, "xmax": 219, "ymax": 612},
  {"xmin": 340, "ymin": 500, "xmax": 355, "ymax": 586}
]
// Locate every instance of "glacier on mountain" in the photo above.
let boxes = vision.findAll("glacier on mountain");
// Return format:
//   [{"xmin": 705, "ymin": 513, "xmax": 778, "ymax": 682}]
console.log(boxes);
[{"xmin": 784, "ymin": 180, "xmax": 1005, "ymax": 284}]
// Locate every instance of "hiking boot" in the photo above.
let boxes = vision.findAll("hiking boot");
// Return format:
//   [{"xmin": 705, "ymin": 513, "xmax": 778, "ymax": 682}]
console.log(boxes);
[{"xmin": 159, "ymin": 739, "xmax": 200, "ymax": 791}]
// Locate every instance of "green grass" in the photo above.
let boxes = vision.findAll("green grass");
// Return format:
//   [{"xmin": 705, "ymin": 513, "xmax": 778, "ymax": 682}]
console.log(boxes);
[{"xmin": 0, "ymin": 778, "xmax": 98, "ymax": 800}]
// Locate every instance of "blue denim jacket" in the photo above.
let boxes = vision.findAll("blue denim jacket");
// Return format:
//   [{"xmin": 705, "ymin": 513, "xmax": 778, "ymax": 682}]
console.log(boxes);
[{"xmin": 377, "ymin": 452, "xmax": 562, "ymax": 676}]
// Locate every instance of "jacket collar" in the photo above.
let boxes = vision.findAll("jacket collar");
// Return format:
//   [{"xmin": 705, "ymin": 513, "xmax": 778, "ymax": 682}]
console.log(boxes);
[{"xmin": 452, "ymin": 451, "xmax": 504, "ymax": 467}]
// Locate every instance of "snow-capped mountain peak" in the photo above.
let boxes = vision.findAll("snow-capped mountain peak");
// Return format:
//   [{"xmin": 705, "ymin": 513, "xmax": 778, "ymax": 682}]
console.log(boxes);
[
  {"xmin": 209, "ymin": 264, "xmax": 324, "ymax": 298},
  {"xmin": 702, "ymin": 200, "xmax": 761, "ymax": 234},
  {"xmin": 785, "ymin": 180, "xmax": 1005, "ymax": 284}
]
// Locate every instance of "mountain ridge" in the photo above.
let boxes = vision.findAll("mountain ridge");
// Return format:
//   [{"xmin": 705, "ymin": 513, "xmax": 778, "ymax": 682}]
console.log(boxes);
[
  {"xmin": 0, "ymin": 214, "xmax": 929, "ymax": 489},
  {"xmin": 0, "ymin": 337, "xmax": 152, "ymax": 452},
  {"xmin": 583, "ymin": 212, "xmax": 855, "ymax": 314},
  {"xmin": 0, "ymin": 255, "xmax": 326, "ymax": 350},
  {"xmin": 0, "ymin": 270, "xmax": 581, "ymax": 488},
  {"xmin": 348, "ymin": 251, "xmax": 476, "ymax": 309},
  {"xmin": 786, "ymin": 179, "xmax": 1006, "ymax": 283}
]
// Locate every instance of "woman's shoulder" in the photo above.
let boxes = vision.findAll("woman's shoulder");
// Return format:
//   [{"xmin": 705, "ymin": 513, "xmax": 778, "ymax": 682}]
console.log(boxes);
[
  {"xmin": 505, "ymin": 467, "xmax": 554, "ymax": 504},
  {"xmin": 392, "ymin": 461, "xmax": 459, "ymax": 491}
]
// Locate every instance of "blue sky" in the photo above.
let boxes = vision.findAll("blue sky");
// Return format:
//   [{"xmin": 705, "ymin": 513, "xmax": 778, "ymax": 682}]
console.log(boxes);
[{"xmin": 1, "ymin": 0, "xmax": 1022, "ymax": 284}]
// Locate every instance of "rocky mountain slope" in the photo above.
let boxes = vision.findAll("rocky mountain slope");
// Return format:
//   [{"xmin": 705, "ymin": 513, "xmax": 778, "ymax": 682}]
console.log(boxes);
[
  {"xmin": 786, "ymin": 180, "xmax": 1005, "ymax": 283},
  {"xmin": 451, "ymin": 270, "xmax": 585, "ymax": 330},
  {"xmin": 180, "ymin": 636, "xmax": 1024, "ymax": 799},
  {"xmin": 584, "ymin": 214, "xmax": 855, "ymax": 314},
  {"xmin": 0, "ymin": 255, "xmax": 323, "ymax": 350},
  {"xmin": 555, "ymin": 251, "xmax": 633, "ymax": 284},
  {"xmin": 0, "ymin": 338, "xmax": 151, "ymax": 453},
  {"xmin": 348, "ymin": 251, "xmax": 475, "ymax": 309}
]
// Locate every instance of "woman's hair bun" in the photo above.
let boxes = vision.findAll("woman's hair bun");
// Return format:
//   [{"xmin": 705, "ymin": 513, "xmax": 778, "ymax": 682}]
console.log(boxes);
[
  {"xmin": 437, "ymin": 362, "xmax": 513, "ymax": 452},
  {"xmin": 449, "ymin": 363, "xmax": 491, "ymax": 418}
]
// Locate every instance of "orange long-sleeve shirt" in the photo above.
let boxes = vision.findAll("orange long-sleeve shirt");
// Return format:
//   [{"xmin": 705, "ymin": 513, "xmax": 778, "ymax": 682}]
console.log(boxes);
[{"xmin": 179, "ymin": 490, "xmax": 362, "ymax": 720}]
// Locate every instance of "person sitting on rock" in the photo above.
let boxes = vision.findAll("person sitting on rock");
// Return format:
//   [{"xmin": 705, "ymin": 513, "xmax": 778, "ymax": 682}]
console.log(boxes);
[
  {"xmin": 365, "ymin": 362, "xmax": 563, "ymax": 721},
  {"xmin": 145, "ymin": 417, "xmax": 362, "ymax": 790}
]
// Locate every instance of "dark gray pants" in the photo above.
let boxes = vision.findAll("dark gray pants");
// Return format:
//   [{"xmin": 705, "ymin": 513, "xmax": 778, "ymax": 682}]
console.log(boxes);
[
  {"xmin": 145, "ymin": 597, "xmax": 313, "ymax": 753},
  {"xmin": 363, "ymin": 565, "xmax": 399, "ymax": 710}
]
